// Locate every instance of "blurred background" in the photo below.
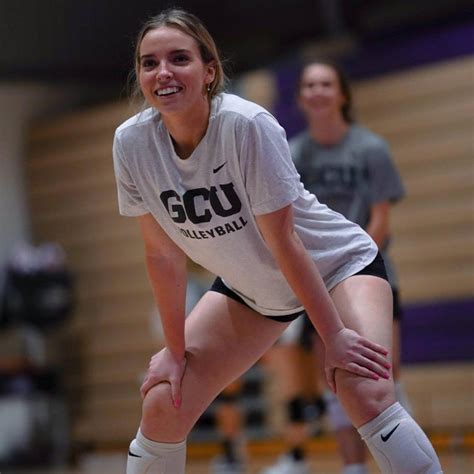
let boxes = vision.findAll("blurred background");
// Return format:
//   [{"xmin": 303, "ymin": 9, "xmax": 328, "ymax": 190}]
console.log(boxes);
[{"xmin": 0, "ymin": 0, "xmax": 473, "ymax": 472}]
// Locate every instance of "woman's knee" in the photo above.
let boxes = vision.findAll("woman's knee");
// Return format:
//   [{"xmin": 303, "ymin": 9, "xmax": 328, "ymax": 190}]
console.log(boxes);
[
  {"xmin": 142, "ymin": 383, "xmax": 171, "ymax": 417},
  {"xmin": 337, "ymin": 372, "xmax": 396, "ymax": 425},
  {"xmin": 141, "ymin": 382, "xmax": 194, "ymax": 440}
]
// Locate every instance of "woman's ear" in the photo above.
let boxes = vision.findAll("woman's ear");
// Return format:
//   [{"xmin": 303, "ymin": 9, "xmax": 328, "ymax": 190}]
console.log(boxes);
[{"xmin": 206, "ymin": 61, "xmax": 217, "ymax": 85}]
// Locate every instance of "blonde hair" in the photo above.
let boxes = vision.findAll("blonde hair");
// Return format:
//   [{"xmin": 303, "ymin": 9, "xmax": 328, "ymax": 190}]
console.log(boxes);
[{"xmin": 129, "ymin": 8, "xmax": 226, "ymax": 102}]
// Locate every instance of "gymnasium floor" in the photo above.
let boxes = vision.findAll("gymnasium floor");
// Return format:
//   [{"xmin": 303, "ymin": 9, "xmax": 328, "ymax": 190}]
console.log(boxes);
[{"xmin": 7, "ymin": 438, "xmax": 474, "ymax": 473}]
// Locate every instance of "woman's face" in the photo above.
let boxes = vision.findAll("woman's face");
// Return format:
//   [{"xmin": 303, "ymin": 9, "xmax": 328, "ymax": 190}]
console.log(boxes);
[
  {"xmin": 138, "ymin": 26, "xmax": 215, "ymax": 116},
  {"xmin": 298, "ymin": 64, "xmax": 346, "ymax": 121}
]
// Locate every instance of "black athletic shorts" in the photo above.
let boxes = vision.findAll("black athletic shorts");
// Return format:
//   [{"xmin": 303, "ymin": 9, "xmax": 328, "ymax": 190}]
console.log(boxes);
[
  {"xmin": 392, "ymin": 288, "xmax": 403, "ymax": 321},
  {"xmin": 209, "ymin": 251, "xmax": 389, "ymax": 324},
  {"xmin": 209, "ymin": 277, "xmax": 305, "ymax": 322},
  {"xmin": 349, "ymin": 252, "xmax": 402, "ymax": 320}
]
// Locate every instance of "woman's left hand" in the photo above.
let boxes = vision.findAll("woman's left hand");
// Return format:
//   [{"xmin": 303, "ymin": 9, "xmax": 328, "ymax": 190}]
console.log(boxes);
[{"xmin": 324, "ymin": 327, "xmax": 391, "ymax": 393}]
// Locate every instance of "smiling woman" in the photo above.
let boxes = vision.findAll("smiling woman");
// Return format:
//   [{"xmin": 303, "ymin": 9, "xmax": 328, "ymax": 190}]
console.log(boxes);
[
  {"xmin": 131, "ymin": 10, "xmax": 226, "ymax": 101},
  {"xmin": 137, "ymin": 27, "xmax": 214, "ymax": 113},
  {"xmin": 134, "ymin": 23, "xmax": 218, "ymax": 160},
  {"xmin": 112, "ymin": 8, "xmax": 442, "ymax": 474}
]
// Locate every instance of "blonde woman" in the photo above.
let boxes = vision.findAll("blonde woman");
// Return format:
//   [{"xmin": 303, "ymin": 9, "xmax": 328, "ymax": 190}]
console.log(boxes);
[{"xmin": 112, "ymin": 9, "xmax": 442, "ymax": 474}]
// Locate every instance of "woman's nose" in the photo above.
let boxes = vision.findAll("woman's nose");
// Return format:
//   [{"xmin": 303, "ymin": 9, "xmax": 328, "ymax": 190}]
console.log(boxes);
[{"xmin": 156, "ymin": 63, "xmax": 172, "ymax": 80}]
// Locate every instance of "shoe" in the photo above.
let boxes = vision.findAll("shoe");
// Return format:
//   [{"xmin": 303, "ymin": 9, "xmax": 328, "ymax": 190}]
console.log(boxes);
[
  {"xmin": 211, "ymin": 455, "xmax": 244, "ymax": 474},
  {"xmin": 260, "ymin": 455, "xmax": 310, "ymax": 474}
]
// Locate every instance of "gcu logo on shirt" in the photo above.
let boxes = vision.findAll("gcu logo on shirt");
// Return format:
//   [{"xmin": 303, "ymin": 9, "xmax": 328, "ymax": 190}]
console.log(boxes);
[{"xmin": 160, "ymin": 183, "xmax": 242, "ymax": 224}]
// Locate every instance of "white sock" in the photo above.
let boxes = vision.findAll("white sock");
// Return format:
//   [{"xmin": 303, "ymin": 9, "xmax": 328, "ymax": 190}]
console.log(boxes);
[
  {"xmin": 395, "ymin": 380, "xmax": 413, "ymax": 414},
  {"xmin": 358, "ymin": 402, "xmax": 442, "ymax": 474},
  {"xmin": 342, "ymin": 463, "xmax": 368, "ymax": 474},
  {"xmin": 126, "ymin": 429, "xmax": 186, "ymax": 474}
]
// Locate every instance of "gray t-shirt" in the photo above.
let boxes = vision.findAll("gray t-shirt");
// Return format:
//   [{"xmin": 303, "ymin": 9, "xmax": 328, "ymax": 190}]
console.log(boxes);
[
  {"xmin": 113, "ymin": 94, "xmax": 377, "ymax": 316},
  {"xmin": 290, "ymin": 125, "xmax": 405, "ymax": 286}
]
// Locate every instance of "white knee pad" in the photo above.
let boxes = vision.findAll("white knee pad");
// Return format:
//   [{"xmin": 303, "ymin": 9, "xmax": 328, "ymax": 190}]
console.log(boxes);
[
  {"xmin": 127, "ymin": 438, "xmax": 166, "ymax": 473},
  {"xmin": 324, "ymin": 391, "xmax": 353, "ymax": 431},
  {"xmin": 126, "ymin": 429, "xmax": 186, "ymax": 474},
  {"xmin": 342, "ymin": 464, "xmax": 368, "ymax": 474},
  {"xmin": 358, "ymin": 402, "xmax": 443, "ymax": 474}
]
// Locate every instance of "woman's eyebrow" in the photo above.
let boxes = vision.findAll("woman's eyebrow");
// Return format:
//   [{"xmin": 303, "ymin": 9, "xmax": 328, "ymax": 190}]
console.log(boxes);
[
  {"xmin": 170, "ymin": 48, "xmax": 192, "ymax": 55},
  {"xmin": 139, "ymin": 49, "xmax": 191, "ymax": 60}
]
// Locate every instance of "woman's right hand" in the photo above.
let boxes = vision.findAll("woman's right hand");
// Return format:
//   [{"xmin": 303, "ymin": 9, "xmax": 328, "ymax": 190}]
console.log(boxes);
[{"xmin": 140, "ymin": 347, "xmax": 187, "ymax": 408}]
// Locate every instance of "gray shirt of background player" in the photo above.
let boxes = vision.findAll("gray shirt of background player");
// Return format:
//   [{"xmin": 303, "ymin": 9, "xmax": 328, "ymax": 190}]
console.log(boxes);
[{"xmin": 290, "ymin": 125, "xmax": 405, "ymax": 287}]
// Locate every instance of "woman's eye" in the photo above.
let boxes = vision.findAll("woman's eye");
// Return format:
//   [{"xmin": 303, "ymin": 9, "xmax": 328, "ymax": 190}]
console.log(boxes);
[
  {"xmin": 174, "ymin": 54, "xmax": 189, "ymax": 63},
  {"xmin": 141, "ymin": 59, "xmax": 156, "ymax": 69}
]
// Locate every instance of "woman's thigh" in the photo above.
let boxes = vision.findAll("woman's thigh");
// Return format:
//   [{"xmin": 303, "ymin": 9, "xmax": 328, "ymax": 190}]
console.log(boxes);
[
  {"xmin": 330, "ymin": 275, "xmax": 393, "ymax": 346},
  {"xmin": 146, "ymin": 291, "xmax": 290, "ymax": 437},
  {"xmin": 329, "ymin": 275, "xmax": 395, "ymax": 426}
]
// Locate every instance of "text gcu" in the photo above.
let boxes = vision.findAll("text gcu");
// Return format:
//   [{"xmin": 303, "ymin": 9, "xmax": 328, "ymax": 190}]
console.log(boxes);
[{"xmin": 160, "ymin": 183, "xmax": 242, "ymax": 224}]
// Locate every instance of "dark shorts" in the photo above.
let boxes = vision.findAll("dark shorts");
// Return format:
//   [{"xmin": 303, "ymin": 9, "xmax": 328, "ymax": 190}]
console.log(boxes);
[
  {"xmin": 209, "ymin": 277, "xmax": 305, "ymax": 322},
  {"xmin": 209, "ymin": 251, "xmax": 390, "ymax": 324},
  {"xmin": 354, "ymin": 251, "xmax": 388, "ymax": 281},
  {"xmin": 348, "ymin": 251, "xmax": 402, "ymax": 320},
  {"xmin": 392, "ymin": 288, "xmax": 403, "ymax": 321}
]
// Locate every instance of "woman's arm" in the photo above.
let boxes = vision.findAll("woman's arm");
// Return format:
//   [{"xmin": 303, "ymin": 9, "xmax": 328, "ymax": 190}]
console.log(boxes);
[
  {"xmin": 257, "ymin": 206, "xmax": 344, "ymax": 343},
  {"xmin": 137, "ymin": 213, "xmax": 188, "ymax": 405},
  {"xmin": 255, "ymin": 204, "xmax": 390, "ymax": 391},
  {"xmin": 366, "ymin": 201, "xmax": 390, "ymax": 248}
]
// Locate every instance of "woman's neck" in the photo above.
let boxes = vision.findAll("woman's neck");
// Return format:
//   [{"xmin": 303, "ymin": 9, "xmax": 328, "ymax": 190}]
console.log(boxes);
[
  {"xmin": 308, "ymin": 113, "xmax": 349, "ymax": 146},
  {"xmin": 163, "ymin": 100, "xmax": 211, "ymax": 160}
]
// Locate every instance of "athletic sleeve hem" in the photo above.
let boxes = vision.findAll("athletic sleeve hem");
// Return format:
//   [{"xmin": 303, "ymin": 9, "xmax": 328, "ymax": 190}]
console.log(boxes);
[{"xmin": 251, "ymin": 178, "xmax": 300, "ymax": 215}]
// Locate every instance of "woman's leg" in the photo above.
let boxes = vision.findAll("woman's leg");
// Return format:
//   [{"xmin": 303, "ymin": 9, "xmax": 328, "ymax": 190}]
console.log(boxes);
[
  {"xmin": 330, "ymin": 275, "xmax": 395, "ymax": 424},
  {"xmin": 314, "ymin": 335, "xmax": 368, "ymax": 474},
  {"xmin": 128, "ymin": 291, "xmax": 290, "ymax": 473},
  {"xmin": 392, "ymin": 318, "xmax": 413, "ymax": 413},
  {"xmin": 330, "ymin": 275, "xmax": 442, "ymax": 474}
]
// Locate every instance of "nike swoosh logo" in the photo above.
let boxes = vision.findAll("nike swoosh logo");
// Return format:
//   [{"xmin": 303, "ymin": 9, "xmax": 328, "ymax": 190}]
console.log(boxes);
[
  {"xmin": 381, "ymin": 423, "xmax": 400, "ymax": 442},
  {"xmin": 128, "ymin": 450, "xmax": 142, "ymax": 458},
  {"xmin": 213, "ymin": 162, "xmax": 227, "ymax": 173}
]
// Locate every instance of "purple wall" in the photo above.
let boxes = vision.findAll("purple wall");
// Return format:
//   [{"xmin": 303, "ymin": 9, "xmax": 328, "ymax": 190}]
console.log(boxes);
[
  {"xmin": 273, "ymin": 21, "xmax": 474, "ymax": 139},
  {"xmin": 401, "ymin": 298, "xmax": 474, "ymax": 364}
]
